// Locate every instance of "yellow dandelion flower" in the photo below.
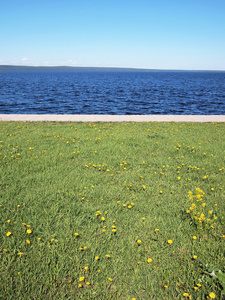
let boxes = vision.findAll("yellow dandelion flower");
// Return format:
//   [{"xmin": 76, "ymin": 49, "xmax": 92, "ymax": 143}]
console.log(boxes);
[
  {"xmin": 78, "ymin": 283, "xmax": 83, "ymax": 288},
  {"xmin": 26, "ymin": 229, "xmax": 32, "ymax": 234},
  {"xmin": 101, "ymin": 217, "xmax": 105, "ymax": 221},
  {"xmin": 137, "ymin": 240, "xmax": 142, "ymax": 244},
  {"xmin": 167, "ymin": 240, "xmax": 173, "ymax": 244},
  {"xmin": 142, "ymin": 217, "xmax": 146, "ymax": 221},
  {"xmin": 95, "ymin": 256, "xmax": 99, "ymax": 260},
  {"xmin": 209, "ymin": 292, "xmax": 216, "ymax": 298},
  {"xmin": 197, "ymin": 283, "xmax": 201, "ymax": 287},
  {"xmin": 26, "ymin": 240, "xmax": 31, "ymax": 244},
  {"xmin": 79, "ymin": 277, "xmax": 84, "ymax": 282},
  {"xmin": 164, "ymin": 285, "xmax": 168, "ymax": 288},
  {"xmin": 74, "ymin": 233, "xmax": 79, "ymax": 236},
  {"xmin": 183, "ymin": 293, "xmax": 189, "ymax": 297},
  {"xmin": 86, "ymin": 282, "xmax": 90, "ymax": 285},
  {"xmin": 6, "ymin": 231, "xmax": 12, "ymax": 237},
  {"xmin": 105, "ymin": 254, "xmax": 110, "ymax": 258},
  {"xmin": 108, "ymin": 278, "xmax": 113, "ymax": 281},
  {"xmin": 193, "ymin": 255, "xmax": 197, "ymax": 259},
  {"xmin": 147, "ymin": 258, "xmax": 152, "ymax": 263},
  {"xmin": 84, "ymin": 266, "xmax": 89, "ymax": 271},
  {"xmin": 18, "ymin": 252, "xmax": 23, "ymax": 255},
  {"xmin": 193, "ymin": 236, "xmax": 197, "ymax": 240},
  {"xmin": 194, "ymin": 287, "xmax": 198, "ymax": 290},
  {"xmin": 155, "ymin": 228, "xmax": 159, "ymax": 232}
]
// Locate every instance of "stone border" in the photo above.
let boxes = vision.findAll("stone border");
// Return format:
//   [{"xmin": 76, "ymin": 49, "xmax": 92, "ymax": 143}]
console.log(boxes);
[{"xmin": 0, "ymin": 114, "xmax": 225, "ymax": 122}]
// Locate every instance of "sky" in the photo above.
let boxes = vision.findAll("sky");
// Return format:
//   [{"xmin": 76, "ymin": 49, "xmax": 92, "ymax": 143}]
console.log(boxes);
[{"xmin": 1, "ymin": 0, "xmax": 225, "ymax": 70}]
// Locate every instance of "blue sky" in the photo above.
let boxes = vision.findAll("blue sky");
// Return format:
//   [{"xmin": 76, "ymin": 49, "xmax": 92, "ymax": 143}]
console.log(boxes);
[{"xmin": 1, "ymin": 0, "xmax": 225, "ymax": 70}]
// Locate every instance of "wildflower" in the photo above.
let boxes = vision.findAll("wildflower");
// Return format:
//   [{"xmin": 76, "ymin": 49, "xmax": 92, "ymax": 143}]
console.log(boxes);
[
  {"xmin": 3, "ymin": 249, "xmax": 7, "ymax": 252},
  {"xmin": 7, "ymin": 220, "xmax": 10, "ymax": 223},
  {"xmin": 209, "ymin": 292, "xmax": 216, "ymax": 298},
  {"xmin": 26, "ymin": 240, "xmax": 31, "ymax": 244},
  {"xmin": 38, "ymin": 238, "xmax": 41, "ymax": 241},
  {"xmin": 51, "ymin": 238, "xmax": 54, "ymax": 242},
  {"xmin": 194, "ymin": 287, "xmax": 198, "ymax": 290},
  {"xmin": 147, "ymin": 258, "xmax": 152, "ymax": 263},
  {"xmin": 164, "ymin": 285, "xmax": 168, "ymax": 288},
  {"xmin": 86, "ymin": 282, "xmax": 90, "ymax": 285},
  {"xmin": 18, "ymin": 252, "xmax": 23, "ymax": 255},
  {"xmin": 183, "ymin": 293, "xmax": 189, "ymax": 297},
  {"xmin": 26, "ymin": 229, "xmax": 32, "ymax": 234},
  {"xmin": 208, "ymin": 210, "xmax": 213, "ymax": 214},
  {"xmin": 95, "ymin": 256, "xmax": 99, "ymax": 260},
  {"xmin": 142, "ymin": 217, "xmax": 146, "ymax": 221},
  {"xmin": 78, "ymin": 284, "xmax": 82, "ymax": 288},
  {"xmin": 112, "ymin": 229, "xmax": 116, "ymax": 233},
  {"xmin": 79, "ymin": 277, "xmax": 84, "ymax": 282},
  {"xmin": 167, "ymin": 240, "xmax": 173, "ymax": 244},
  {"xmin": 137, "ymin": 240, "xmax": 142, "ymax": 244},
  {"xmin": 155, "ymin": 228, "xmax": 159, "ymax": 232},
  {"xmin": 6, "ymin": 232, "xmax": 12, "ymax": 237},
  {"xmin": 193, "ymin": 255, "xmax": 197, "ymax": 259},
  {"xmin": 84, "ymin": 266, "xmax": 89, "ymax": 271},
  {"xmin": 74, "ymin": 233, "xmax": 79, "ymax": 237},
  {"xmin": 83, "ymin": 246, "xmax": 87, "ymax": 250},
  {"xmin": 193, "ymin": 236, "xmax": 197, "ymax": 240},
  {"xmin": 197, "ymin": 283, "xmax": 201, "ymax": 287},
  {"xmin": 105, "ymin": 254, "xmax": 110, "ymax": 258},
  {"xmin": 108, "ymin": 278, "xmax": 113, "ymax": 281}
]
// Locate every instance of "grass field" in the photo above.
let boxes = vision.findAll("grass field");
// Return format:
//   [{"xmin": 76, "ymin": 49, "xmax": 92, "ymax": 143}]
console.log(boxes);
[{"xmin": 0, "ymin": 121, "xmax": 225, "ymax": 299}]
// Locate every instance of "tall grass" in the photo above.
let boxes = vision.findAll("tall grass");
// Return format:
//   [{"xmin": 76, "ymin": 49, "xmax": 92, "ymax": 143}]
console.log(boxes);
[{"xmin": 1, "ymin": 121, "xmax": 225, "ymax": 299}]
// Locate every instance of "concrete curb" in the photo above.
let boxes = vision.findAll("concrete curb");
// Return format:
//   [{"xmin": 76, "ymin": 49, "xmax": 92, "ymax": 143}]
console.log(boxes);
[{"xmin": 0, "ymin": 114, "xmax": 225, "ymax": 122}]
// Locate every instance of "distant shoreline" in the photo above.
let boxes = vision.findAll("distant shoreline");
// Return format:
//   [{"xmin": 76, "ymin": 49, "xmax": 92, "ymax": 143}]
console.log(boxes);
[{"xmin": 1, "ymin": 65, "xmax": 225, "ymax": 72}]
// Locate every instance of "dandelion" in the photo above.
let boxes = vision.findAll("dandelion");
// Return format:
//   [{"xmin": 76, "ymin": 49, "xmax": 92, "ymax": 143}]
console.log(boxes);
[
  {"xmin": 26, "ymin": 240, "xmax": 31, "ymax": 244},
  {"xmin": 142, "ymin": 217, "xmax": 146, "ymax": 221},
  {"xmin": 84, "ymin": 266, "xmax": 89, "ymax": 271},
  {"xmin": 209, "ymin": 292, "xmax": 216, "ymax": 299},
  {"xmin": 108, "ymin": 278, "xmax": 113, "ymax": 281},
  {"xmin": 101, "ymin": 217, "xmax": 105, "ymax": 221},
  {"xmin": 155, "ymin": 228, "xmax": 159, "ymax": 232},
  {"xmin": 137, "ymin": 240, "xmax": 142, "ymax": 244},
  {"xmin": 183, "ymin": 293, "xmax": 189, "ymax": 297},
  {"xmin": 167, "ymin": 240, "xmax": 173, "ymax": 244},
  {"xmin": 26, "ymin": 229, "xmax": 32, "ymax": 234},
  {"xmin": 147, "ymin": 258, "xmax": 152, "ymax": 263},
  {"xmin": 51, "ymin": 239, "xmax": 55, "ymax": 242},
  {"xmin": 79, "ymin": 277, "xmax": 84, "ymax": 282},
  {"xmin": 7, "ymin": 219, "xmax": 10, "ymax": 223},
  {"xmin": 6, "ymin": 231, "xmax": 12, "ymax": 237},
  {"xmin": 95, "ymin": 256, "xmax": 99, "ymax": 260},
  {"xmin": 86, "ymin": 282, "xmax": 90, "ymax": 285},
  {"xmin": 74, "ymin": 233, "xmax": 79, "ymax": 237},
  {"xmin": 18, "ymin": 252, "xmax": 23, "ymax": 255},
  {"xmin": 193, "ymin": 255, "xmax": 197, "ymax": 259},
  {"xmin": 197, "ymin": 283, "xmax": 201, "ymax": 287},
  {"xmin": 105, "ymin": 254, "xmax": 110, "ymax": 258},
  {"xmin": 78, "ymin": 283, "xmax": 82, "ymax": 288},
  {"xmin": 164, "ymin": 285, "xmax": 168, "ymax": 288},
  {"xmin": 193, "ymin": 236, "xmax": 197, "ymax": 240}
]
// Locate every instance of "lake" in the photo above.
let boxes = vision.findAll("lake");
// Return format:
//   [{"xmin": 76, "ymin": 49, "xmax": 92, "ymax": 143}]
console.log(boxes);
[{"xmin": 0, "ymin": 70, "xmax": 225, "ymax": 114}]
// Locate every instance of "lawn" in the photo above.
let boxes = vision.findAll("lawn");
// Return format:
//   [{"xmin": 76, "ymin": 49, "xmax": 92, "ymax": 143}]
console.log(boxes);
[{"xmin": 0, "ymin": 121, "xmax": 225, "ymax": 299}]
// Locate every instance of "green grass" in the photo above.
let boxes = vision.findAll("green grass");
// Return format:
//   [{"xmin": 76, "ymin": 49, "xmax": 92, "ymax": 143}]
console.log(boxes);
[{"xmin": 0, "ymin": 121, "xmax": 225, "ymax": 299}]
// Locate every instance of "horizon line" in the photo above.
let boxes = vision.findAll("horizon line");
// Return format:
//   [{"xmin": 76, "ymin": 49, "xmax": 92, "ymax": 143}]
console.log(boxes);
[{"xmin": 1, "ymin": 64, "xmax": 225, "ymax": 72}]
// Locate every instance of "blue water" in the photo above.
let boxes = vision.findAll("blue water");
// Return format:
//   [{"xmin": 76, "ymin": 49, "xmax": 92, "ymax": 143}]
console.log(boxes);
[{"xmin": 0, "ymin": 70, "xmax": 225, "ymax": 114}]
